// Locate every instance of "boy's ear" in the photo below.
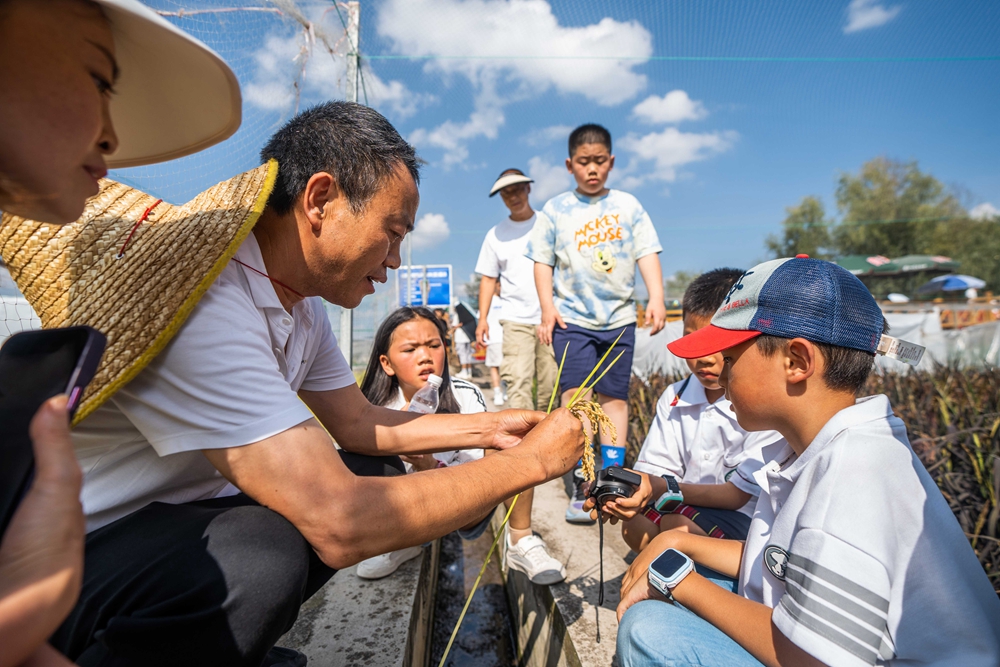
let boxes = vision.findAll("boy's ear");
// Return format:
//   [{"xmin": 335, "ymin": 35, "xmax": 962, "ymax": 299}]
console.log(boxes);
[
  {"xmin": 379, "ymin": 354, "xmax": 396, "ymax": 377},
  {"xmin": 565, "ymin": 157, "xmax": 573, "ymax": 173},
  {"xmin": 608, "ymin": 154, "xmax": 615, "ymax": 171},
  {"xmin": 785, "ymin": 338, "xmax": 817, "ymax": 385}
]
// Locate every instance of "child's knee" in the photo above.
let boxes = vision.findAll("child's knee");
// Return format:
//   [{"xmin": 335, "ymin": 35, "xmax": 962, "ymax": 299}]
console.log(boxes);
[{"xmin": 621, "ymin": 515, "xmax": 657, "ymax": 551}]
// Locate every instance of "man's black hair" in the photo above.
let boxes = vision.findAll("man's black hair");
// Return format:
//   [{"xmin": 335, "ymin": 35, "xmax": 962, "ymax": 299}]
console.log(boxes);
[
  {"xmin": 260, "ymin": 101, "xmax": 421, "ymax": 215},
  {"xmin": 754, "ymin": 317, "xmax": 890, "ymax": 394},
  {"xmin": 498, "ymin": 168, "xmax": 525, "ymax": 177},
  {"xmin": 568, "ymin": 124, "xmax": 612, "ymax": 157},
  {"xmin": 682, "ymin": 268, "xmax": 746, "ymax": 318}
]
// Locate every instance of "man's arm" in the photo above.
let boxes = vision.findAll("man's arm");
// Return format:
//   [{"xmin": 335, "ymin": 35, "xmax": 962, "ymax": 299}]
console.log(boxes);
[
  {"xmin": 476, "ymin": 275, "xmax": 498, "ymax": 346},
  {"xmin": 203, "ymin": 409, "xmax": 583, "ymax": 569},
  {"xmin": 636, "ymin": 253, "xmax": 666, "ymax": 335},
  {"xmin": 534, "ymin": 262, "xmax": 564, "ymax": 345},
  {"xmin": 299, "ymin": 383, "xmax": 541, "ymax": 456}
]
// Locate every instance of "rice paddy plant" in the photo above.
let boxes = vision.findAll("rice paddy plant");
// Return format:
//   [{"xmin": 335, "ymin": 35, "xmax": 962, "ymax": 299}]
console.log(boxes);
[
  {"xmin": 867, "ymin": 367, "xmax": 1000, "ymax": 592},
  {"xmin": 627, "ymin": 367, "xmax": 1000, "ymax": 592}
]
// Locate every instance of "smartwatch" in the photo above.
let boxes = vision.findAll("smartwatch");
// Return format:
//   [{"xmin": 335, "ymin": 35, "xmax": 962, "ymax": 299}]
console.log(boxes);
[
  {"xmin": 647, "ymin": 548, "xmax": 695, "ymax": 596},
  {"xmin": 654, "ymin": 474, "xmax": 683, "ymax": 512}
]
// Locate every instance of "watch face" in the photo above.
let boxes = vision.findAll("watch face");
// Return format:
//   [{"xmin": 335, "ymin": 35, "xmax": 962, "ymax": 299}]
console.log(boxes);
[{"xmin": 650, "ymin": 549, "xmax": 689, "ymax": 579}]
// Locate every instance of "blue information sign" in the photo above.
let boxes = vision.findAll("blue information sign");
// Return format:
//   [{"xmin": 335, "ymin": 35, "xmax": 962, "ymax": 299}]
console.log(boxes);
[{"xmin": 397, "ymin": 265, "xmax": 452, "ymax": 308}]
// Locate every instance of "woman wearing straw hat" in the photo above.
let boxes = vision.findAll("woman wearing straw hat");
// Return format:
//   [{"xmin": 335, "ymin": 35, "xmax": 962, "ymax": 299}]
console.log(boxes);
[{"xmin": 0, "ymin": 1, "xmax": 239, "ymax": 665}]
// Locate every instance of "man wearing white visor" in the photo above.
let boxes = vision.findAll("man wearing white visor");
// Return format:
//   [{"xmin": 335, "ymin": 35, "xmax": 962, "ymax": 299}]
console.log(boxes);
[
  {"xmin": 475, "ymin": 169, "xmax": 565, "ymax": 584},
  {"xmin": 0, "ymin": 1, "xmax": 239, "ymax": 665}
]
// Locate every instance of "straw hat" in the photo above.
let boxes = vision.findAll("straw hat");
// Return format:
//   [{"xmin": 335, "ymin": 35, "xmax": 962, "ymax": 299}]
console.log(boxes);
[
  {"xmin": 0, "ymin": 160, "xmax": 278, "ymax": 424},
  {"xmin": 94, "ymin": 0, "xmax": 242, "ymax": 167}
]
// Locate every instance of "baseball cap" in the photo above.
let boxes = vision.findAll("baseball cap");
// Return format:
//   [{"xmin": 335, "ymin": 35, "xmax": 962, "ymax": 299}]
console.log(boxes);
[
  {"xmin": 489, "ymin": 171, "xmax": 534, "ymax": 196},
  {"xmin": 93, "ymin": 0, "xmax": 242, "ymax": 168},
  {"xmin": 668, "ymin": 256, "xmax": 885, "ymax": 359}
]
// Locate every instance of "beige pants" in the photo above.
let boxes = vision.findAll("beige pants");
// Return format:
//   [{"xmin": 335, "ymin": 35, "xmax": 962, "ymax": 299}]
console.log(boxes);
[{"xmin": 500, "ymin": 320, "xmax": 557, "ymax": 411}]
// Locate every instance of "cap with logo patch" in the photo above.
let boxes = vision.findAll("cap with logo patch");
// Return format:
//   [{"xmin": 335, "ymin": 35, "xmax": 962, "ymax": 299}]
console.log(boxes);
[{"xmin": 668, "ymin": 256, "xmax": 885, "ymax": 359}]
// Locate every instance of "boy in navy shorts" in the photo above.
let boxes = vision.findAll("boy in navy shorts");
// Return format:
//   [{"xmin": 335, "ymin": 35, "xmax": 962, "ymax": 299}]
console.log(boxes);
[
  {"xmin": 613, "ymin": 257, "xmax": 1000, "ymax": 667},
  {"xmin": 526, "ymin": 124, "xmax": 666, "ymax": 523}
]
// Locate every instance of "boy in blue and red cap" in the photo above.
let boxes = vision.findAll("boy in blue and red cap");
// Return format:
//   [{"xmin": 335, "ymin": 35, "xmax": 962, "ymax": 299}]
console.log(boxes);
[{"xmin": 610, "ymin": 256, "xmax": 1000, "ymax": 667}]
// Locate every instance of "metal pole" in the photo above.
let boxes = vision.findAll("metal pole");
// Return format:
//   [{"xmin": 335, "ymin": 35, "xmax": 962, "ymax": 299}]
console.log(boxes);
[
  {"xmin": 339, "ymin": 1, "xmax": 360, "ymax": 366},
  {"xmin": 406, "ymin": 234, "xmax": 413, "ymax": 306}
]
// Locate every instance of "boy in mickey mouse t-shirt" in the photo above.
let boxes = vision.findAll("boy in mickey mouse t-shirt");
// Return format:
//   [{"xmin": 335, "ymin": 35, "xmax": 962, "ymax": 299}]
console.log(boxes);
[
  {"xmin": 526, "ymin": 123, "xmax": 666, "ymax": 523},
  {"xmin": 611, "ymin": 257, "xmax": 1000, "ymax": 667}
]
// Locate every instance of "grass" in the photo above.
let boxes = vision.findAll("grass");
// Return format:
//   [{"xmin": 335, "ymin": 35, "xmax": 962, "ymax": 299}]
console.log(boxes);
[{"xmin": 626, "ymin": 367, "xmax": 1000, "ymax": 593}]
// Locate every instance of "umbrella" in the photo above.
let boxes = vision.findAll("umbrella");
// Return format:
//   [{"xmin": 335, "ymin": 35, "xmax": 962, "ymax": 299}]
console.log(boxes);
[
  {"xmin": 889, "ymin": 255, "xmax": 960, "ymax": 273},
  {"xmin": 915, "ymin": 274, "xmax": 986, "ymax": 294},
  {"xmin": 834, "ymin": 255, "xmax": 894, "ymax": 276}
]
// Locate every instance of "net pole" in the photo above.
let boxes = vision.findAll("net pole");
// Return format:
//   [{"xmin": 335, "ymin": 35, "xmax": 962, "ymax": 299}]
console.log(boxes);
[{"xmin": 339, "ymin": 0, "xmax": 360, "ymax": 366}]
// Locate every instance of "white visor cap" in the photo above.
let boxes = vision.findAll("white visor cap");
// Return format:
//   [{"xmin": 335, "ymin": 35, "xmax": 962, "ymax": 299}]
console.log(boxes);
[
  {"xmin": 489, "ymin": 173, "xmax": 534, "ymax": 197},
  {"xmin": 93, "ymin": 0, "xmax": 242, "ymax": 168}
]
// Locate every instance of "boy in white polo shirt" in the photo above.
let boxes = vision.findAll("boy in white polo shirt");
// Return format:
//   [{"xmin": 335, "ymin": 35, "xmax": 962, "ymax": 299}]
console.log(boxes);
[
  {"xmin": 615, "ymin": 257, "xmax": 1000, "ymax": 667},
  {"xmin": 599, "ymin": 269, "xmax": 785, "ymax": 552}
]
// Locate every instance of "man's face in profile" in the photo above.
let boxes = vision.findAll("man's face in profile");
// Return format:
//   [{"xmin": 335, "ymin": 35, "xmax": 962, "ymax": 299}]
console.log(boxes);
[{"xmin": 308, "ymin": 163, "xmax": 419, "ymax": 308}]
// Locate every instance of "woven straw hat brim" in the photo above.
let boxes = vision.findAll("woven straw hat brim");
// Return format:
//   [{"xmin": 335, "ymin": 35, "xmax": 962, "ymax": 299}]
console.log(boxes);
[{"xmin": 0, "ymin": 160, "xmax": 278, "ymax": 424}]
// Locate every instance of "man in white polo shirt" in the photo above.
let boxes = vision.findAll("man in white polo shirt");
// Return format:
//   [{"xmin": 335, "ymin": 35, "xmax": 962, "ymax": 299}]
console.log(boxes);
[
  {"xmin": 51, "ymin": 103, "xmax": 584, "ymax": 666},
  {"xmin": 614, "ymin": 257, "xmax": 1000, "ymax": 666}
]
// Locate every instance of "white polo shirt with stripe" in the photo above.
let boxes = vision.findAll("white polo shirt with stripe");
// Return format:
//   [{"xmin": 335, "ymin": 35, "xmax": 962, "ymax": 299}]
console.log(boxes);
[
  {"xmin": 740, "ymin": 395, "xmax": 1000, "ymax": 666},
  {"xmin": 633, "ymin": 376, "xmax": 785, "ymax": 515}
]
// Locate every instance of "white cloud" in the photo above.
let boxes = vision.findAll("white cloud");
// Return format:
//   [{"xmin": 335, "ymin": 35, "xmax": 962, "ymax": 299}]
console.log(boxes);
[
  {"xmin": 410, "ymin": 213, "xmax": 451, "ymax": 250},
  {"xmin": 408, "ymin": 101, "xmax": 504, "ymax": 168},
  {"xmin": 378, "ymin": 0, "xmax": 653, "ymax": 166},
  {"xmin": 522, "ymin": 125, "xmax": 575, "ymax": 147},
  {"xmin": 632, "ymin": 90, "xmax": 708, "ymax": 124},
  {"xmin": 243, "ymin": 10, "xmax": 433, "ymax": 119},
  {"xmin": 970, "ymin": 202, "xmax": 1000, "ymax": 220},
  {"xmin": 527, "ymin": 156, "xmax": 572, "ymax": 203},
  {"xmin": 617, "ymin": 127, "xmax": 738, "ymax": 187},
  {"xmin": 844, "ymin": 0, "xmax": 902, "ymax": 34}
]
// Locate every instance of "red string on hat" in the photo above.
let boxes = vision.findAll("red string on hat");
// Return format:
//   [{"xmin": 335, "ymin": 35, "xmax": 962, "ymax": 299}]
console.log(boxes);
[
  {"xmin": 232, "ymin": 259, "xmax": 306, "ymax": 299},
  {"xmin": 116, "ymin": 199, "xmax": 162, "ymax": 259}
]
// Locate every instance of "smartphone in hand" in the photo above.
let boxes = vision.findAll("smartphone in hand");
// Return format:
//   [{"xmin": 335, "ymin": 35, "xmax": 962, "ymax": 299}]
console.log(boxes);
[{"xmin": 0, "ymin": 326, "xmax": 106, "ymax": 534}]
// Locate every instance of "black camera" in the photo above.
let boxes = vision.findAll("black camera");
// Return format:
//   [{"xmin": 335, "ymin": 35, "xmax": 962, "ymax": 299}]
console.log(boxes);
[{"xmin": 589, "ymin": 466, "xmax": 641, "ymax": 507}]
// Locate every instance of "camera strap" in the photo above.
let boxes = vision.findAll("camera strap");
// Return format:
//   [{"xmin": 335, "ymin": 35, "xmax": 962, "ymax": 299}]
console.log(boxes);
[{"xmin": 596, "ymin": 506, "xmax": 604, "ymax": 643}]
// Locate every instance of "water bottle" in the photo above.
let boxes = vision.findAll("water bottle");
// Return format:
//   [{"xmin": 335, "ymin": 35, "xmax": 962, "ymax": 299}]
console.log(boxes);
[{"xmin": 407, "ymin": 374, "xmax": 442, "ymax": 414}]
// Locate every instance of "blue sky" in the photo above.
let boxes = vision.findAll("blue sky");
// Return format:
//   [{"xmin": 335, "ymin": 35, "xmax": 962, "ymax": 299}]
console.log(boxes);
[{"xmin": 115, "ymin": 0, "xmax": 1000, "ymax": 299}]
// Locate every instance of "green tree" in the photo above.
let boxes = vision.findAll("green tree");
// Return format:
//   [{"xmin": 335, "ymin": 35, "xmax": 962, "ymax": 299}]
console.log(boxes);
[
  {"xmin": 833, "ymin": 157, "xmax": 964, "ymax": 257},
  {"xmin": 766, "ymin": 196, "xmax": 832, "ymax": 259}
]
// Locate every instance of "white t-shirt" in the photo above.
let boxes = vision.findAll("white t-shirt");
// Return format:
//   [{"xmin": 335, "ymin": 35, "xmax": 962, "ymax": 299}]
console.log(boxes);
[
  {"xmin": 474, "ymin": 214, "xmax": 542, "ymax": 325},
  {"xmin": 385, "ymin": 377, "xmax": 486, "ymax": 467},
  {"xmin": 72, "ymin": 234, "xmax": 356, "ymax": 532},
  {"xmin": 486, "ymin": 295, "xmax": 503, "ymax": 347},
  {"xmin": 525, "ymin": 190, "xmax": 662, "ymax": 330},
  {"xmin": 740, "ymin": 395, "xmax": 1000, "ymax": 666},
  {"xmin": 632, "ymin": 377, "xmax": 785, "ymax": 516},
  {"xmin": 450, "ymin": 311, "xmax": 471, "ymax": 345}
]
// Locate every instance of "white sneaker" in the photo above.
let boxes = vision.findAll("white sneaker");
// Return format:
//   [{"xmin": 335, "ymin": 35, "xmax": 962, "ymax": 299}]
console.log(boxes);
[
  {"xmin": 505, "ymin": 533, "xmax": 566, "ymax": 585},
  {"xmin": 493, "ymin": 391, "xmax": 505, "ymax": 407},
  {"xmin": 356, "ymin": 546, "xmax": 422, "ymax": 580}
]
